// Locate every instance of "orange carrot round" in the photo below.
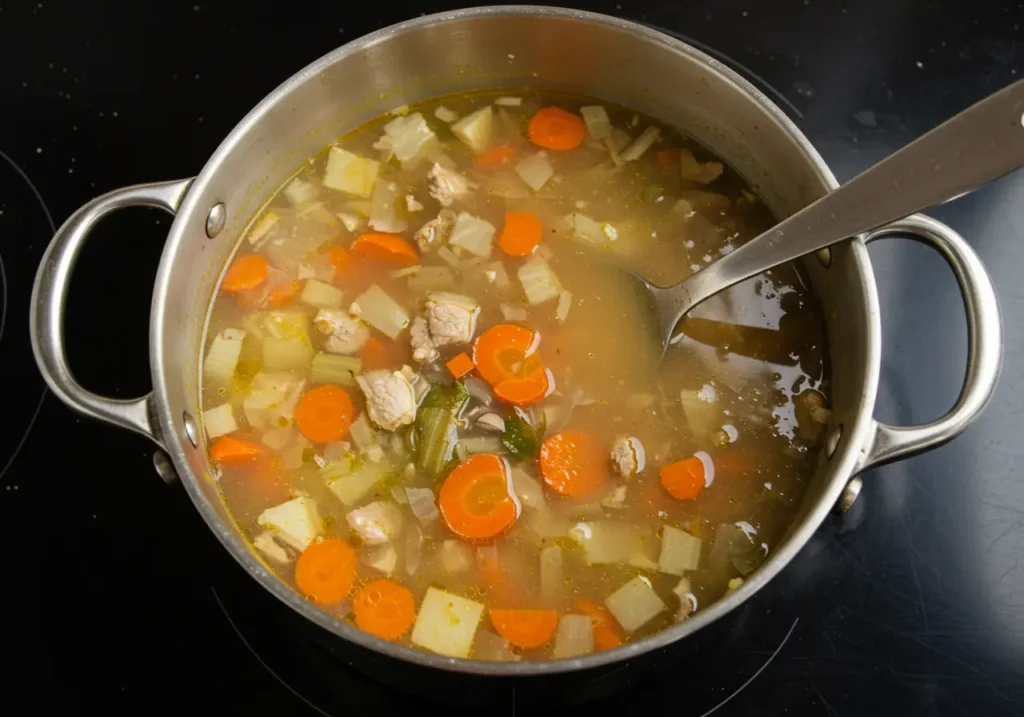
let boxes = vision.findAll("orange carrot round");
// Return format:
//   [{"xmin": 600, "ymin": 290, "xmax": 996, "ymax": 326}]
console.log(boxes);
[
  {"xmin": 493, "ymin": 369, "xmax": 549, "ymax": 406},
  {"xmin": 352, "ymin": 232, "xmax": 418, "ymax": 267},
  {"xmin": 489, "ymin": 608, "xmax": 559, "ymax": 649},
  {"xmin": 210, "ymin": 436, "xmax": 264, "ymax": 464},
  {"xmin": 475, "ymin": 144, "xmax": 517, "ymax": 167},
  {"xmin": 360, "ymin": 336, "xmax": 408, "ymax": 371},
  {"xmin": 294, "ymin": 385, "xmax": 354, "ymax": 443},
  {"xmin": 498, "ymin": 212, "xmax": 543, "ymax": 256},
  {"xmin": 439, "ymin": 454, "xmax": 520, "ymax": 540},
  {"xmin": 222, "ymin": 254, "xmax": 269, "ymax": 293},
  {"xmin": 353, "ymin": 579, "xmax": 416, "ymax": 641},
  {"xmin": 327, "ymin": 246, "xmax": 355, "ymax": 279},
  {"xmin": 539, "ymin": 430, "xmax": 606, "ymax": 497},
  {"xmin": 473, "ymin": 324, "xmax": 538, "ymax": 385},
  {"xmin": 576, "ymin": 599, "xmax": 624, "ymax": 651},
  {"xmin": 445, "ymin": 352, "xmax": 475, "ymax": 379},
  {"xmin": 528, "ymin": 107, "xmax": 586, "ymax": 151},
  {"xmin": 265, "ymin": 279, "xmax": 304, "ymax": 308},
  {"xmin": 660, "ymin": 456, "xmax": 705, "ymax": 500},
  {"xmin": 295, "ymin": 539, "xmax": 356, "ymax": 605}
]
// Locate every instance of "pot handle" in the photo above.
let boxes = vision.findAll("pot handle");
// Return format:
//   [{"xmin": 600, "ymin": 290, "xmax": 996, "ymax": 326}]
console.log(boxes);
[
  {"xmin": 30, "ymin": 179, "xmax": 194, "ymax": 448},
  {"xmin": 857, "ymin": 213, "xmax": 1002, "ymax": 471}
]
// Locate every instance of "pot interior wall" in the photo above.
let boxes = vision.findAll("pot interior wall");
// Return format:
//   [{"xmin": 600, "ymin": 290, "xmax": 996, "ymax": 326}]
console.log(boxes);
[{"xmin": 155, "ymin": 7, "xmax": 876, "ymax": 655}]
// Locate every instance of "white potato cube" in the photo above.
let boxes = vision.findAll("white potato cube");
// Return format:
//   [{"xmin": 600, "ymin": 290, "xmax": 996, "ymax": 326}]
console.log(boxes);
[
  {"xmin": 323, "ymin": 146, "xmax": 380, "ymax": 198},
  {"xmin": 202, "ymin": 402, "xmax": 237, "ymax": 439},
  {"xmin": 411, "ymin": 587, "xmax": 485, "ymax": 658},
  {"xmin": 658, "ymin": 526, "xmax": 703, "ymax": 576},
  {"xmin": 605, "ymin": 576, "xmax": 667, "ymax": 632},
  {"xmin": 553, "ymin": 615, "xmax": 594, "ymax": 658},
  {"xmin": 361, "ymin": 543, "xmax": 399, "ymax": 575},
  {"xmin": 450, "ymin": 106, "xmax": 493, "ymax": 153},
  {"xmin": 257, "ymin": 496, "xmax": 320, "ymax": 552}
]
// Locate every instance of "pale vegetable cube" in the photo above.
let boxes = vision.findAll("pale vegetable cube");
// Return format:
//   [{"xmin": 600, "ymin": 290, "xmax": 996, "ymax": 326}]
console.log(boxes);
[
  {"xmin": 203, "ymin": 328, "xmax": 246, "ymax": 384},
  {"xmin": 310, "ymin": 352, "xmax": 361, "ymax": 386},
  {"xmin": 350, "ymin": 285, "xmax": 410, "ymax": 339},
  {"xmin": 555, "ymin": 290, "xmax": 573, "ymax": 323},
  {"xmin": 553, "ymin": 615, "xmax": 594, "ymax": 658},
  {"xmin": 434, "ymin": 106, "xmax": 459, "ymax": 123},
  {"xmin": 323, "ymin": 146, "xmax": 380, "ymax": 198},
  {"xmin": 300, "ymin": 279, "xmax": 344, "ymax": 309},
  {"xmin": 473, "ymin": 630, "xmax": 521, "ymax": 662},
  {"xmin": 439, "ymin": 539, "xmax": 474, "ymax": 573},
  {"xmin": 450, "ymin": 106, "xmax": 493, "ymax": 153},
  {"xmin": 448, "ymin": 212, "xmax": 496, "ymax": 257},
  {"xmin": 262, "ymin": 337, "xmax": 314, "ymax": 371},
  {"xmin": 346, "ymin": 501, "xmax": 404, "ymax": 545},
  {"xmin": 680, "ymin": 388, "xmax": 719, "ymax": 438},
  {"xmin": 605, "ymin": 576, "xmax": 667, "ymax": 632},
  {"xmin": 202, "ymin": 402, "xmax": 237, "ymax": 439},
  {"xmin": 243, "ymin": 372, "xmax": 302, "ymax": 429},
  {"xmin": 283, "ymin": 178, "xmax": 320, "ymax": 206},
  {"xmin": 382, "ymin": 112, "xmax": 436, "ymax": 164},
  {"xmin": 246, "ymin": 211, "xmax": 279, "ymax": 245},
  {"xmin": 518, "ymin": 255, "xmax": 562, "ymax": 306},
  {"xmin": 580, "ymin": 105, "xmax": 612, "ymax": 140},
  {"xmin": 411, "ymin": 587, "xmax": 485, "ymax": 658},
  {"xmin": 325, "ymin": 461, "xmax": 390, "ymax": 507},
  {"xmin": 256, "ymin": 497, "xmax": 320, "ymax": 551},
  {"xmin": 659, "ymin": 525, "xmax": 703, "ymax": 576},
  {"xmin": 368, "ymin": 180, "xmax": 408, "ymax": 233},
  {"xmin": 361, "ymin": 543, "xmax": 398, "ymax": 575},
  {"xmin": 569, "ymin": 521, "xmax": 654, "ymax": 565},
  {"xmin": 572, "ymin": 213, "xmax": 618, "ymax": 248},
  {"xmin": 253, "ymin": 531, "xmax": 291, "ymax": 563},
  {"xmin": 515, "ymin": 151, "xmax": 555, "ymax": 191}
]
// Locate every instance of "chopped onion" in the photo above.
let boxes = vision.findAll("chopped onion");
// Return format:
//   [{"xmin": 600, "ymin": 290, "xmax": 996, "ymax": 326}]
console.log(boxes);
[
  {"xmin": 350, "ymin": 412, "xmax": 377, "ymax": 450},
  {"xmin": 336, "ymin": 211, "xmax": 363, "ymax": 232},
  {"xmin": 408, "ymin": 265, "xmax": 456, "ymax": 293},
  {"xmin": 283, "ymin": 177, "xmax": 320, "ymax": 206},
  {"xmin": 323, "ymin": 146, "xmax": 380, "ymax": 198},
  {"xmin": 261, "ymin": 426, "xmax": 295, "ymax": 452},
  {"xmin": 350, "ymin": 285, "xmax": 410, "ymax": 339},
  {"xmin": 382, "ymin": 112, "xmax": 436, "ymax": 165},
  {"xmin": 390, "ymin": 265, "xmax": 422, "ymax": 279},
  {"xmin": 605, "ymin": 576, "xmax": 667, "ymax": 632},
  {"xmin": 517, "ymin": 255, "xmax": 562, "ymax": 305},
  {"xmin": 553, "ymin": 615, "xmax": 594, "ymax": 658},
  {"xmin": 580, "ymin": 105, "xmax": 612, "ymax": 140},
  {"xmin": 512, "ymin": 469, "xmax": 545, "ymax": 509},
  {"xmin": 494, "ymin": 96, "xmax": 522, "ymax": 107},
  {"xmin": 361, "ymin": 543, "xmax": 399, "ymax": 575},
  {"xmin": 482, "ymin": 171, "xmax": 531, "ymax": 199},
  {"xmin": 658, "ymin": 525, "xmax": 703, "ymax": 576},
  {"xmin": 439, "ymin": 539, "xmax": 474, "ymax": 573},
  {"xmin": 243, "ymin": 372, "xmax": 300, "ymax": 429},
  {"xmin": 515, "ymin": 151, "xmax": 555, "ymax": 191},
  {"xmin": 463, "ymin": 376, "xmax": 494, "ymax": 406},
  {"xmin": 346, "ymin": 501, "xmax": 404, "ymax": 545},
  {"xmin": 448, "ymin": 212, "xmax": 496, "ymax": 257},
  {"xmin": 405, "ymin": 524, "xmax": 423, "ymax": 575},
  {"xmin": 437, "ymin": 246, "xmax": 462, "ymax": 268},
  {"xmin": 450, "ymin": 106, "xmax": 493, "ymax": 153},
  {"xmin": 202, "ymin": 402, "xmax": 237, "ymax": 439},
  {"xmin": 527, "ymin": 509, "xmax": 573, "ymax": 539},
  {"xmin": 572, "ymin": 213, "xmax": 617, "ymax": 248},
  {"xmin": 500, "ymin": 303, "xmax": 528, "ymax": 322},
  {"xmin": 473, "ymin": 630, "xmax": 521, "ymax": 662},
  {"xmin": 434, "ymin": 106, "xmax": 458, "ymax": 123},
  {"xmin": 406, "ymin": 486, "xmax": 439, "ymax": 523},
  {"xmin": 540, "ymin": 544, "xmax": 564, "ymax": 605},
  {"xmin": 203, "ymin": 328, "xmax": 246, "ymax": 384},
  {"xmin": 619, "ymin": 126, "xmax": 661, "ymax": 161},
  {"xmin": 310, "ymin": 352, "xmax": 361, "ymax": 386},
  {"xmin": 555, "ymin": 290, "xmax": 573, "ymax": 322},
  {"xmin": 368, "ymin": 180, "xmax": 409, "ymax": 234},
  {"xmin": 300, "ymin": 278, "xmax": 344, "ymax": 309},
  {"xmin": 389, "ymin": 485, "xmax": 408, "ymax": 504}
]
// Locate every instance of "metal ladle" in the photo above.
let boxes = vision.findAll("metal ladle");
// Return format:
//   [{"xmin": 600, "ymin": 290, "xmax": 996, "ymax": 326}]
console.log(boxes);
[{"xmin": 639, "ymin": 79, "xmax": 1024, "ymax": 354}]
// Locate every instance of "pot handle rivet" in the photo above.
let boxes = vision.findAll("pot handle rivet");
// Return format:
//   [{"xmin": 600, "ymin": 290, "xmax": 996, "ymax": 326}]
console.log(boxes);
[
  {"xmin": 153, "ymin": 450, "xmax": 179, "ymax": 484},
  {"xmin": 183, "ymin": 411, "xmax": 200, "ymax": 448},
  {"xmin": 836, "ymin": 476, "xmax": 863, "ymax": 513},
  {"xmin": 823, "ymin": 423, "xmax": 842, "ymax": 459},
  {"xmin": 206, "ymin": 203, "xmax": 226, "ymax": 238}
]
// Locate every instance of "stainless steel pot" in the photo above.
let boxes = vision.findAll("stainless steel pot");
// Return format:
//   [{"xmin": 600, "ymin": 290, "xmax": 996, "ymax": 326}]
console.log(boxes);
[{"xmin": 30, "ymin": 6, "xmax": 1001, "ymax": 676}]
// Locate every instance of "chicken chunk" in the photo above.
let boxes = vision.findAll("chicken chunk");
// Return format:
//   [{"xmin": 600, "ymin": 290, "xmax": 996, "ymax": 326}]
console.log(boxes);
[
  {"xmin": 313, "ymin": 309, "xmax": 369, "ymax": 355},
  {"xmin": 356, "ymin": 369, "xmax": 417, "ymax": 430},
  {"xmin": 426, "ymin": 162, "xmax": 475, "ymax": 207},
  {"xmin": 610, "ymin": 435, "xmax": 646, "ymax": 477},
  {"xmin": 410, "ymin": 316, "xmax": 439, "ymax": 364},
  {"xmin": 410, "ymin": 293, "xmax": 480, "ymax": 363},
  {"xmin": 413, "ymin": 209, "xmax": 457, "ymax": 252}
]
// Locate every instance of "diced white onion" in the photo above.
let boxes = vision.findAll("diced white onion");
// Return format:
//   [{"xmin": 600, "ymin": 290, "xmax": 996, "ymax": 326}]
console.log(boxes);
[
  {"xmin": 482, "ymin": 261, "xmax": 511, "ymax": 288},
  {"xmin": 448, "ymin": 212, "xmax": 496, "ymax": 258},
  {"xmin": 463, "ymin": 376, "xmax": 494, "ymax": 405},
  {"xmin": 512, "ymin": 468, "xmax": 545, "ymax": 509},
  {"xmin": 450, "ymin": 106, "xmax": 494, "ymax": 153},
  {"xmin": 253, "ymin": 531, "xmax": 291, "ymax": 563},
  {"xmin": 368, "ymin": 180, "xmax": 408, "ymax": 233},
  {"xmin": 261, "ymin": 426, "xmax": 295, "ymax": 452},
  {"xmin": 243, "ymin": 372, "xmax": 299, "ymax": 429},
  {"xmin": 515, "ymin": 151, "xmax": 555, "ymax": 191},
  {"xmin": 680, "ymin": 389, "xmax": 720, "ymax": 438},
  {"xmin": 408, "ymin": 265, "xmax": 455, "ymax": 293},
  {"xmin": 555, "ymin": 290, "xmax": 573, "ymax": 323},
  {"xmin": 437, "ymin": 246, "xmax": 462, "ymax": 268},
  {"xmin": 569, "ymin": 521, "xmax": 654, "ymax": 565},
  {"xmin": 572, "ymin": 213, "xmax": 618, "ymax": 248},
  {"xmin": 406, "ymin": 487, "xmax": 439, "ymax": 523},
  {"xmin": 517, "ymin": 255, "xmax": 562, "ymax": 306},
  {"xmin": 439, "ymin": 539, "xmax": 474, "ymax": 573},
  {"xmin": 323, "ymin": 146, "xmax": 380, "ymax": 198},
  {"xmin": 500, "ymin": 303, "xmax": 528, "ymax": 322},
  {"xmin": 553, "ymin": 615, "xmax": 594, "ymax": 659},
  {"xmin": 350, "ymin": 412, "xmax": 377, "ymax": 451},
  {"xmin": 580, "ymin": 105, "xmax": 612, "ymax": 140},
  {"xmin": 473, "ymin": 630, "xmax": 521, "ymax": 662},
  {"xmin": 350, "ymin": 285, "xmax": 410, "ymax": 339},
  {"xmin": 361, "ymin": 543, "xmax": 398, "ymax": 575},
  {"xmin": 202, "ymin": 402, "xmax": 237, "ymax": 439},
  {"xmin": 203, "ymin": 328, "xmax": 245, "ymax": 384},
  {"xmin": 605, "ymin": 576, "xmax": 667, "ymax": 632}
]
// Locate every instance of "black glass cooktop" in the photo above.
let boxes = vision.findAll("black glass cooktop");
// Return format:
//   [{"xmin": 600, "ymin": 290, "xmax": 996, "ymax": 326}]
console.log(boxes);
[{"xmin": 2, "ymin": 1, "xmax": 1023, "ymax": 714}]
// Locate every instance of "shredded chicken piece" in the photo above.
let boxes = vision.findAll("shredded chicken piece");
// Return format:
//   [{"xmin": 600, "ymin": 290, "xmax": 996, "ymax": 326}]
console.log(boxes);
[
  {"xmin": 410, "ymin": 316, "xmax": 439, "ymax": 364},
  {"xmin": 356, "ymin": 370, "xmax": 417, "ymax": 430},
  {"xmin": 313, "ymin": 309, "xmax": 369, "ymax": 355},
  {"xmin": 427, "ymin": 162, "xmax": 475, "ymax": 207},
  {"xmin": 410, "ymin": 293, "xmax": 480, "ymax": 363},
  {"xmin": 673, "ymin": 577, "xmax": 697, "ymax": 622},
  {"xmin": 413, "ymin": 209, "xmax": 457, "ymax": 252},
  {"xmin": 610, "ymin": 435, "xmax": 646, "ymax": 477}
]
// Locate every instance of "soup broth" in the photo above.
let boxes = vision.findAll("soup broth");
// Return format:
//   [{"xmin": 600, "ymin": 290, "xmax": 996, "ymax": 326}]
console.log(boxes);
[{"xmin": 199, "ymin": 90, "xmax": 830, "ymax": 661}]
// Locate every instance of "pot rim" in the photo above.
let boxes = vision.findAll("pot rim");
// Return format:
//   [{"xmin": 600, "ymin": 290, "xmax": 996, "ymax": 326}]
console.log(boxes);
[{"xmin": 152, "ymin": 5, "xmax": 879, "ymax": 676}]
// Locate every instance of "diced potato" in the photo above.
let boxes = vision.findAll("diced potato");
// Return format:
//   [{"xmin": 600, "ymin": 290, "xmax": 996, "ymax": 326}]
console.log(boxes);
[
  {"xmin": 658, "ymin": 525, "xmax": 703, "ymax": 576},
  {"xmin": 552, "ymin": 615, "xmax": 594, "ymax": 658},
  {"xmin": 605, "ymin": 576, "xmax": 667, "ymax": 632},
  {"xmin": 325, "ymin": 461, "xmax": 391, "ymax": 507},
  {"xmin": 515, "ymin": 151, "xmax": 554, "ymax": 191},
  {"xmin": 569, "ymin": 521, "xmax": 654, "ymax": 565},
  {"xmin": 448, "ymin": 212, "xmax": 496, "ymax": 257},
  {"xmin": 680, "ymin": 388, "xmax": 719, "ymax": 438},
  {"xmin": 323, "ymin": 146, "xmax": 380, "ymax": 198},
  {"xmin": 411, "ymin": 587, "xmax": 485, "ymax": 658},
  {"xmin": 517, "ymin": 255, "xmax": 562, "ymax": 306},
  {"xmin": 300, "ymin": 279, "xmax": 344, "ymax": 309},
  {"xmin": 256, "ymin": 497, "xmax": 320, "ymax": 551},
  {"xmin": 202, "ymin": 402, "xmax": 237, "ymax": 439},
  {"xmin": 450, "ymin": 106, "xmax": 493, "ymax": 153},
  {"xmin": 382, "ymin": 112, "xmax": 436, "ymax": 164}
]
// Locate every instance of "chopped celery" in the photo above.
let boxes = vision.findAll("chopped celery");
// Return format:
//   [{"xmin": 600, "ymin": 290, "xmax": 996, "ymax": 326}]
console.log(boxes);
[
  {"xmin": 459, "ymin": 436, "xmax": 504, "ymax": 454},
  {"xmin": 381, "ymin": 112, "xmax": 436, "ymax": 164},
  {"xmin": 658, "ymin": 525, "xmax": 703, "ymax": 575},
  {"xmin": 310, "ymin": 352, "xmax": 361, "ymax": 386},
  {"xmin": 300, "ymin": 279, "xmax": 344, "ymax": 309},
  {"xmin": 415, "ymin": 384, "xmax": 469, "ymax": 479},
  {"xmin": 580, "ymin": 105, "xmax": 612, "ymax": 140},
  {"xmin": 619, "ymin": 126, "xmax": 661, "ymax": 161},
  {"xmin": 501, "ymin": 408, "xmax": 539, "ymax": 460},
  {"xmin": 203, "ymin": 328, "xmax": 246, "ymax": 384},
  {"xmin": 325, "ymin": 459, "xmax": 391, "ymax": 506},
  {"xmin": 350, "ymin": 285, "xmax": 410, "ymax": 339},
  {"xmin": 448, "ymin": 212, "xmax": 496, "ymax": 257}
]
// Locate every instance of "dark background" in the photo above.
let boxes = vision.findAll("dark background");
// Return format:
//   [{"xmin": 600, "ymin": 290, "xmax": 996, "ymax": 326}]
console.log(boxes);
[{"xmin": 2, "ymin": 0, "xmax": 1023, "ymax": 714}]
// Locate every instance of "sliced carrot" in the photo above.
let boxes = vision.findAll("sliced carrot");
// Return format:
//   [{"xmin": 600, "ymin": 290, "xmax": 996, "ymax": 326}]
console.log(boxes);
[
  {"xmin": 353, "ymin": 579, "xmax": 416, "ymax": 641},
  {"xmin": 475, "ymin": 144, "xmax": 517, "ymax": 167},
  {"xmin": 210, "ymin": 436, "xmax": 264, "ymax": 464},
  {"xmin": 245, "ymin": 457, "xmax": 293, "ymax": 503},
  {"xmin": 294, "ymin": 385, "xmax": 354, "ymax": 444},
  {"xmin": 493, "ymin": 369, "xmax": 549, "ymax": 406},
  {"xmin": 295, "ymin": 538, "xmax": 356, "ymax": 605},
  {"xmin": 265, "ymin": 279, "xmax": 304, "ymax": 308},
  {"xmin": 657, "ymin": 148, "xmax": 681, "ymax": 170},
  {"xmin": 222, "ymin": 254, "xmax": 269, "ymax": 293},
  {"xmin": 477, "ymin": 548, "xmax": 518, "ymax": 606},
  {"xmin": 439, "ymin": 454, "xmax": 520, "ymax": 540},
  {"xmin": 528, "ymin": 107, "xmax": 586, "ymax": 151},
  {"xmin": 360, "ymin": 336, "xmax": 408, "ymax": 371},
  {"xmin": 489, "ymin": 609, "xmax": 558, "ymax": 649},
  {"xmin": 539, "ymin": 430, "xmax": 607, "ymax": 497},
  {"xmin": 498, "ymin": 212, "xmax": 543, "ymax": 257},
  {"xmin": 473, "ymin": 323, "xmax": 541, "ymax": 386},
  {"xmin": 660, "ymin": 456, "xmax": 705, "ymax": 500},
  {"xmin": 352, "ymin": 232, "xmax": 418, "ymax": 267},
  {"xmin": 576, "ymin": 599, "xmax": 624, "ymax": 651},
  {"xmin": 327, "ymin": 246, "xmax": 355, "ymax": 278},
  {"xmin": 446, "ymin": 352, "xmax": 475, "ymax": 379}
]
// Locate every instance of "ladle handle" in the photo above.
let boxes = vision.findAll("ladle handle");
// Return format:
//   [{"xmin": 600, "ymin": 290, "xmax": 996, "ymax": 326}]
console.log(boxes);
[{"xmin": 680, "ymin": 78, "xmax": 1024, "ymax": 310}]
